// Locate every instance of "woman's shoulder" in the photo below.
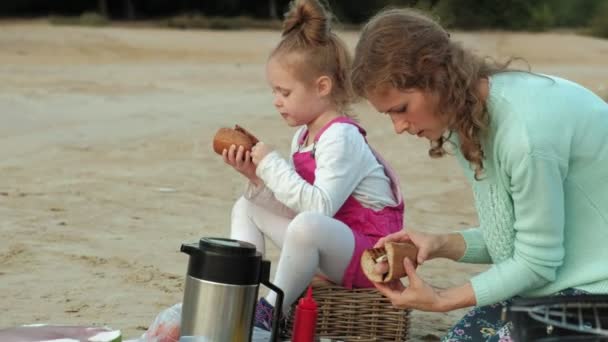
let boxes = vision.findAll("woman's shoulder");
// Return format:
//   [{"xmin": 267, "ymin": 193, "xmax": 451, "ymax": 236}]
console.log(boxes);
[
  {"xmin": 489, "ymin": 72, "xmax": 601, "ymax": 115},
  {"xmin": 487, "ymin": 72, "xmax": 600, "ymax": 157}
]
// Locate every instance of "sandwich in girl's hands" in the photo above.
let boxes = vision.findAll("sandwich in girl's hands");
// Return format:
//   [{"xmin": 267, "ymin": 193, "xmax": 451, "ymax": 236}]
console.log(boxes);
[{"xmin": 212, "ymin": 125, "xmax": 259, "ymax": 155}]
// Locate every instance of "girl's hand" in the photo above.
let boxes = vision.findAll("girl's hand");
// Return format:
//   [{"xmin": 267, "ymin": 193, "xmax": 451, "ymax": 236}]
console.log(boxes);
[
  {"xmin": 251, "ymin": 142, "xmax": 273, "ymax": 165},
  {"xmin": 374, "ymin": 257, "xmax": 445, "ymax": 312},
  {"xmin": 222, "ymin": 145, "xmax": 262, "ymax": 186},
  {"xmin": 374, "ymin": 229, "xmax": 446, "ymax": 266}
]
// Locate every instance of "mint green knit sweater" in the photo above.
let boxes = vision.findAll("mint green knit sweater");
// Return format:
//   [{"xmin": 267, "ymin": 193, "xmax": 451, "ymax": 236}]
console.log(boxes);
[{"xmin": 454, "ymin": 72, "xmax": 608, "ymax": 307}]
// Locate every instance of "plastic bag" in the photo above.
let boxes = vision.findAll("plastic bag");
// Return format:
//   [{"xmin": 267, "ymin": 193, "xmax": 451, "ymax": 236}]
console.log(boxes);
[
  {"xmin": 179, "ymin": 328, "xmax": 271, "ymax": 342},
  {"xmin": 251, "ymin": 327, "xmax": 271, "ymax": 341},
  {"xmin": 128, "ymin": 303, "xmax": 181, "ymax": 342},
  {"xmin": 128, "ymin": 303, "xmax": 272, "ymax": 342}
]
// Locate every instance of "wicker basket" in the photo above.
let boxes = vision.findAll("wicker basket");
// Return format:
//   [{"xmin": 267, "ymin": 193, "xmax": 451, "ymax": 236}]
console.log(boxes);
[{"xmin": 283, "ymin": 277, "xmax": 411, "ymax": 341}]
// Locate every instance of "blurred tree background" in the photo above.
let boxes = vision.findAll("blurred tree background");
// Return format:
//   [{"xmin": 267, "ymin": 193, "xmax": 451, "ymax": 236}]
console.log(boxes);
[{"xmin": 0, "ymin": 0, "xmax": 606, "ymax": 37}]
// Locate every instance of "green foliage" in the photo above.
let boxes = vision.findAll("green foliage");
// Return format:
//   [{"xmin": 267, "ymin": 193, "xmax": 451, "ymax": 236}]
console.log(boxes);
[
  {"xmin": 415, "ymin": 0, "xmax": 607, "ymax": 32},
  {"xmin": 432, "ymin": 0, "xmax": 550, "ymax": 30},
  {"xmin": 4, "ymin": 0, "xmax": 608, "ymax": 35},
  {"xmin": 329, "ymin": 0, "xmax": 389, "ymax": 23},
  {"xmin": 548, "ymin": 0, "xmax": 605, "ymax": 27},
  {"xmin": 164, "ymin": 14, "xmax": 281, "ymax": 30},
  {"xmin": 589, "ymin": 0, "xmax": 608, "ymax": 38},
  {"xmin": 529, "ymin": 3, "xmax": 556, "ymax": 31},
  {"xmin": 49, "ymin": 11, "xmax": 109, "ymax": 26}
]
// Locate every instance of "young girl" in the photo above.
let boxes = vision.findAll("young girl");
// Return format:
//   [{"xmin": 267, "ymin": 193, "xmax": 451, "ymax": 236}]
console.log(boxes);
[
  {"xmin": 221, "ymin": 0, "xmax": 404, "ymax": 332},
  {"xmin": 351, "ymin": 8, "xmax": 608, "ymax": 341}
]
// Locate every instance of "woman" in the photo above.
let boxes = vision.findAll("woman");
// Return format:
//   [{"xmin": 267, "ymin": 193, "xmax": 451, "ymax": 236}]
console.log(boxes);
[{"xmin": 351, "ymin": 8, "xmax": 608, "ymax": 341}]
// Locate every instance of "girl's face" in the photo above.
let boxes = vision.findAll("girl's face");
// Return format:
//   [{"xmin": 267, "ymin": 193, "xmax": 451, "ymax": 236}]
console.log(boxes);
[
  {"xmin": 366, "ymin": 86, "xmax": 448, "ymax": 141},
  {"xmin": 266, "ymin": 56, "xmax": 330, "ymax": 127}
]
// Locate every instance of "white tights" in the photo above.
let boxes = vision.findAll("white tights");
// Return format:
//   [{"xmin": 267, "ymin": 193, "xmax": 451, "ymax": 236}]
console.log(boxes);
[{"xmin": 230, "ymin": 196, "xmax": 355, "ymax": 313}]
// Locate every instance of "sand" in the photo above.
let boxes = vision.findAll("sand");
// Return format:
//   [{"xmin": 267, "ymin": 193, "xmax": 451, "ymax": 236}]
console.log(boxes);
[{"xmin": 1, "ymin": 20, "xmax": 607, "ymax": 341}]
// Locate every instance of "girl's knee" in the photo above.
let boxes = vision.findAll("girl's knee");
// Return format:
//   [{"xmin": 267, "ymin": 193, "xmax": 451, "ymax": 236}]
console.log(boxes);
[{"xmin": 286, "ymin": 212, "xmax": 327, "ymax": 240}]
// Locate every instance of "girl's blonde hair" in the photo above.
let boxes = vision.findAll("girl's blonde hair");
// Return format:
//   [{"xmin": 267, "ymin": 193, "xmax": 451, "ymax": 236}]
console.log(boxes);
[
  {"xmin": 271, "ymin": 0, "xmax": 355, "ymax": 113},
  {"xmin": 352, "ymin": 8, "xmax": 513, "ymax": 180}
]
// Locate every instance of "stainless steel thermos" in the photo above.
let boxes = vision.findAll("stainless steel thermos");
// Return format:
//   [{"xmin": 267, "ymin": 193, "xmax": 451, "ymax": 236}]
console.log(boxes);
[{"xmin": 180, "ymin": 237, "xmax": 284, "ymax": 341}]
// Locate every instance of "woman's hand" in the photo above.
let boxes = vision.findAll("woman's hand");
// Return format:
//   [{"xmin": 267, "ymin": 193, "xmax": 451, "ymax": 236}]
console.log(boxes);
[
  {"xmin": 222, "ymin": 145, "xmax": 262, "ymax": 186},
  {"xmin": 375, "ymin": 229, "xmax": 447, "ymax": 265},
  {"xmin": 251, "ymin": 142, "xmax": 273, "ymax": 165},
  {"xmin": 375, "ymin": 257, "xmax": 477, "ymax": 312},
  {"xmin": 374, "ymin": 257, "xmax": 445, "ymax": 312}
]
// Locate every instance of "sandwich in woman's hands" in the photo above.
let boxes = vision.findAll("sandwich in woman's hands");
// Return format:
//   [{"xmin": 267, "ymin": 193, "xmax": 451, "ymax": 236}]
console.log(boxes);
[
  {"xmin": 361, "ymin": 241, "xmax": 419, "ymax": 283},
  {"xmin": 212, "ymin": 125, "xmax": 260, "ymax": 155}
]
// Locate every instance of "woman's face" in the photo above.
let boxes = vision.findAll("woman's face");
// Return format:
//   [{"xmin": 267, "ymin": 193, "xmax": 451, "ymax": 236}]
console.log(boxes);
[{"xmin": 366, "ymin": 85, "xmax": 448, "ymax": 141}]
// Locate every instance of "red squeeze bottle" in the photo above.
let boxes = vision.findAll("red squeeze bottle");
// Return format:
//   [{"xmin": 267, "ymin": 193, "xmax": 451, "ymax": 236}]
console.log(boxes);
[{"xmin": 292, "ymin": 285, "xmax": 317, "ymax": 342}]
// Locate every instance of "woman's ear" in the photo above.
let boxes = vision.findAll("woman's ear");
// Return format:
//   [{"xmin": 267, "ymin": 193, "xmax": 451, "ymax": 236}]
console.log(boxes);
[{"xmin": 316, "ymin": 75, "xmax": 333, "ymax": 97}]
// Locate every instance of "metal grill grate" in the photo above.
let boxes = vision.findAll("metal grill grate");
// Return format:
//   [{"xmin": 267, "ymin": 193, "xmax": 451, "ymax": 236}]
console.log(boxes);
[{"xmin": 511, "ymin": 301, "xmax": 608, "ymax": 337}]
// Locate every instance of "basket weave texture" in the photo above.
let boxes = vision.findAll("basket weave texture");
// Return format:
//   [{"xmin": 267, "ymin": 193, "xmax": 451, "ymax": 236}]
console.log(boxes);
[{"xmin": 283, "ymin": 277, "xmax": 411, "ymax": 341}]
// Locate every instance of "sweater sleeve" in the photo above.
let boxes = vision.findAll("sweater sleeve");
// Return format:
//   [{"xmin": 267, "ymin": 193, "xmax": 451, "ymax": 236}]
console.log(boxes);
[
  {"xmin": 470, "ymin": 152, "xmax": 567, "ymax": 306},
  {"xmin": 255, "ymin": 124, "xmax": 370, "ymax": 216},
  {"xmin": 458, "ymin": 228, "xmax": 492, "ymax": 264}
]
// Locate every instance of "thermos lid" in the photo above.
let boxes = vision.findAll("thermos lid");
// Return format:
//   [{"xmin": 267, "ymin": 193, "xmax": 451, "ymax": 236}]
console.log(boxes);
[
  {"xmin": 181, "ymin": 237, "xmax": 263, "ymax": 286},
  {"xmin": 198, "ymin": 237, "xmax": 256, "ymax": 256}
]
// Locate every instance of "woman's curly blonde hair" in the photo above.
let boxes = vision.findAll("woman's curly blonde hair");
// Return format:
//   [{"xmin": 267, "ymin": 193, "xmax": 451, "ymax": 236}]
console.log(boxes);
[{"xmin": 352, "ymin": 8, "xmax": 514, "ymax": 180}]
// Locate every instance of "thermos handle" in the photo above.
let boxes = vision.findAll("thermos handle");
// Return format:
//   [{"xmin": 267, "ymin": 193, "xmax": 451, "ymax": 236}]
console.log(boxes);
[{"xmin": 260, "ymin": 259, "xmax": 284, "ymax": 342}]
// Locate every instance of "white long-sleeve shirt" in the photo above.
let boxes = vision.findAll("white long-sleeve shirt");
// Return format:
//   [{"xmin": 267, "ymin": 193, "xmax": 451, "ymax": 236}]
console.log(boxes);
[{"xmin": 245, "ymin": 123, "xmax": 398, "ymax": 217}]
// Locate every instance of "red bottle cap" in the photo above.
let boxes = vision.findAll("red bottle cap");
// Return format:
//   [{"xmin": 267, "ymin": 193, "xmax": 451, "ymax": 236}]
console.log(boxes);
[{"xmin": 298, "ymin": 285, "xmax": 317, "ymax": 310}]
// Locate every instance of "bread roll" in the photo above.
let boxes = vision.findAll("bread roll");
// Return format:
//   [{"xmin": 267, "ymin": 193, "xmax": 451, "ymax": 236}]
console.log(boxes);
[
  {"xmin": 212, "ymin": 125, "xmax": 259, "ymax": 155},
  {"xmin": 360, "ymin": 241, "xmax": 419, "ymax": 283},
  {"xmin": 234, "ymin": 125, "xmax": 259, "ymax": 145}
]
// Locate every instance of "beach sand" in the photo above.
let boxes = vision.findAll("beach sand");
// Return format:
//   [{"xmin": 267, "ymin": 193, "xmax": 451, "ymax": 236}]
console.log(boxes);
[{"xmin": 1, "ymin": 20, "xmax": 607, "ymax": 340}]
